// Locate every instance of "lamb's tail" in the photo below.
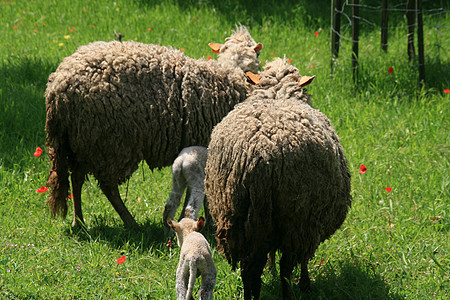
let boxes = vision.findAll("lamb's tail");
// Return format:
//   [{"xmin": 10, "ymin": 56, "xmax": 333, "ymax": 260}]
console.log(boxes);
[
  {"xmin": 46, "ymin": 142, "xmax": 70, "ymax": 219},
  {"xmin": 186, "ymin": 260, "xmax": 198, "ymax": 300}
]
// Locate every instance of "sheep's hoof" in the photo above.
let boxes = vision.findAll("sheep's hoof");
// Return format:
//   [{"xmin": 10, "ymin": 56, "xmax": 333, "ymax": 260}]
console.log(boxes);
[{"xmin": 299, "ymin": 276, "xmax": 312, "ymax": 292}]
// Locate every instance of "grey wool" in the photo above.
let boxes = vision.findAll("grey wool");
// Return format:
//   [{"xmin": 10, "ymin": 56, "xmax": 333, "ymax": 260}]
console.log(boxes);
[
  {"xmin": 204, "ymin": 58, "xmax": 352, "ymax": 299},
  {"xmin": 45, "ymin": 26, "xmax": 262, "ymax": 228}
]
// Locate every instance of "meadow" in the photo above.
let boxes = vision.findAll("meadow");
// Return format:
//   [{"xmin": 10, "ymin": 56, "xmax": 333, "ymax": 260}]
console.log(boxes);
[{"xmin": 0, "ymin": 0, "xmax": 448, "ymax": 299}]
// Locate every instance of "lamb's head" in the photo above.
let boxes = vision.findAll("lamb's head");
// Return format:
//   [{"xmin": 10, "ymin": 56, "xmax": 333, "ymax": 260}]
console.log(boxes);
[
  {"xmin": 248, "ymin": 57, "xmax": 315, "ymax": 105},
  {"xmin": 210, "ymin": 25, "xmax": 263, "ymax": 74},
  {"xmin": 168, "ymin": 216, "xmax": 205, "ymax": 247}
]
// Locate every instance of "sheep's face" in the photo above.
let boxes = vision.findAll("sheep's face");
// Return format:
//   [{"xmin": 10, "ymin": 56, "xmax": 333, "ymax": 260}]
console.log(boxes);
[
  {"xmin": 217, "ymin": 26, "xmax": 263, "ymax": 74},
  {"xmin": 168, "ymin": 217, "xmax": 205, "ymax": 247}
]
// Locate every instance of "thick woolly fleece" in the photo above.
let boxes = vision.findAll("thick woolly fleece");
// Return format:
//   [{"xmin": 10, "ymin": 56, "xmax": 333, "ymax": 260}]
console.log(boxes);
[
  {"xmin": 45, "ymin": 26, "xmax": 261, "ymax": 220},
  {"xmin": 205, "ymin": 58, "xmax": 351, "ymax": 277}
]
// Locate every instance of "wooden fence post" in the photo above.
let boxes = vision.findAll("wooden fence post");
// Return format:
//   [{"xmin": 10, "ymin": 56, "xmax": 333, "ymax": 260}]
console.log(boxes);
[
  {"xmin": 381, "ymin": 0, "xmax": 389, "ymax": 52},
  {"xmin": 406, "ymin": 0, "xmax": 416, "ymax": 63},
  {"xmin": 416, "ymin": 0, "xmax": 426, "ymax": 86},
  {"xmin": 330, "ymin": 0, "xmax": 342, "ymax": 72},
  {"xmin": 352, "ymin": 0, "xmax": 360, "ymax": 80}
]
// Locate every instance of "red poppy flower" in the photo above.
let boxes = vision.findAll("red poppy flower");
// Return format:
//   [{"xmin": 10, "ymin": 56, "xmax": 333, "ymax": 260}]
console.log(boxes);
[
  {"xmin": 270, "ymin": 52, "xmax": 274, "ymax": 56},
  {"xmin": 34, "ymin": 147, "xmax": 43, "ymax": 157},
  {"xmin": 166, "ymin": 240, "xmax": 173, "ymax": 247},
  {"xmin": 385, "ymin": 187, "xmax": 392, "ymax": 192},
  {"xmin": 68, "ymin": 194, "xmax": 73, "ymax": 199},
  {"xmin": 13, "ymin": 25, "xmax": 18, "ymax": 29},
  {"xmin": 359, "ymin": 164, "xmax": 367, "ymax": 174},
  {"xmin": 36, "ymin": 186, "xmax": 48, "ymax": 193},
  {"xmin": 314, "ymin": 32, "xmax": 319, "ymax": 36},
  {"xmin": 180, "ymin": 48, "xmax": 184, "ymax": 52},
  {"xmin": 116, "ymin": 255, "xmax": 126, "ymax": 264},
  {"xmin": 147, "ymin": 27, "xmax": 151, "ymax": 31},
  {"xmin": 387, "ymin": 67, "xmax": 393, "ymax": 74},
  {"xmin": 288, "ymin": 58, "xmax": 292, "ymax": 63},
  {"xmin": 207, "ymin": 56, "xmax": 212, "ymax": 61},
  {"xmin": 444, "ymin": 89, "xmax": 449, "ymax": 94}
]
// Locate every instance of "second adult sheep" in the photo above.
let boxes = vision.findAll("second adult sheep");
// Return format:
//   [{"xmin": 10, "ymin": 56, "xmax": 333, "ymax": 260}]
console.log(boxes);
[
  {"xmin": 45, "ymin": 26, "xmax": 263, "ymax": 228},
  {"xmin": 205, "ymin": 58, "xmax": 352, "ymax": 299}
]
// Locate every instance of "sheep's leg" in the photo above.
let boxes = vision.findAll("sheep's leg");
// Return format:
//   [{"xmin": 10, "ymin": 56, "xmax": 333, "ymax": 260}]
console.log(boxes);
[
  {"xmin": 298, "ymin": 259, "xmax": 311, "ymax": 292},
  {"xmin": 267, "ymin": 250, "xmax": 278, "ymax": 277},
  {"xmin": 100, "ymin": 183, "xmax": 138, "ymax": 228},
  {"xmin": 241, "ymin": 253, "xmax": 267, "ymax": 300},
  {"xmin": 279, "ymin": 253, "xmax": 295, "ymax": 300},
  {"xmin": 70, "ymin": 167, "xmax": 85, "ymax": 228}
]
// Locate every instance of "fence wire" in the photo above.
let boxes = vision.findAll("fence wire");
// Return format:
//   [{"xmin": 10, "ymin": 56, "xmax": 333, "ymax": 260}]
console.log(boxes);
[{"xmin": 331, "ymin": 0, "xmax": 448, "ymax": 70}]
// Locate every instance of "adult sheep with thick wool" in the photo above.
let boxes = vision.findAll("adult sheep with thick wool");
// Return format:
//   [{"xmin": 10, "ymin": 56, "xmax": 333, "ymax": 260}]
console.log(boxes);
[
  {"xmin": 204, "ymin": 58, "xmax": 352, "ymax": 299},
  {"xmin": 45, "ymin": 26, "xmax": 263, "ymax": 228}
]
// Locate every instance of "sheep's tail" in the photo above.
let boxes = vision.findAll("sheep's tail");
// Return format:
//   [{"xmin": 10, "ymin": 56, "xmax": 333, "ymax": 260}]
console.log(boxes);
[
  {"xmin": 46, "ymin": 142, "xmax": 70, "ymax": 219},
  {"xmin": 186, "ymin": 260, "xmax": 198, "ymax": 300}
]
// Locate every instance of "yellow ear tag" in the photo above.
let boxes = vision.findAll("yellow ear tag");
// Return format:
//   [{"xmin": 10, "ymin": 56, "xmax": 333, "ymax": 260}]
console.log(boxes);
[
  {"xmin": 208, "ymin": 43, "xmax": 221, "ymax": 54},
  {"xmin": 298, "ymin": 75, "xmax": 316, "ymax": 87},
  {"xmin": 246, "ymin": 71, "xmax": 261, "ymax": 85}
]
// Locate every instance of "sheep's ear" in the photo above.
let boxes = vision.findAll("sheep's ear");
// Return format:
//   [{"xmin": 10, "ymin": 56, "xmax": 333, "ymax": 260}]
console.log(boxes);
[
  {"xmin": 246, "ymin": 71, "xmax": 261, "ymax": 85},
  {"xmin": 298, "ymin": 75, "xmax": 316, "ymax": 87},
  {"xmin": 196, "ymin": 216, "xmax": 205, "ymax": 232},
  {"xmin": 208, "ymin": 43, "xmax": 221, "ymax": 54},
  {"xmin": 254, "ymin": 43, "xmax": 263, "ymax": 52}
]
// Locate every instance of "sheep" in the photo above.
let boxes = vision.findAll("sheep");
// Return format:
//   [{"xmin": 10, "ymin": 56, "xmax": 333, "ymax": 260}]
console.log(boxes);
[
  {"xmin": 204, "ymin": 57, "xmax": 352, "ymax": 299},
  {"xmin": 44, "ymin": 26, "xmax": 263, "ymax": 228},
  {"xmin": 162, "ymin": 146, "xmax": 212, "ymax": 235},
  {"xmin": 168, "ymin": 215, "xmax": 217, "ymax": 300}
]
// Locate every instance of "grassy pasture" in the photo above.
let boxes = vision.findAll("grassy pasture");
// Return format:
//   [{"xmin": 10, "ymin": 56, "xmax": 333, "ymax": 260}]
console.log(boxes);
[{"xmin": 0, "ymin": 0, "xmax": 448, "ymax": 299}]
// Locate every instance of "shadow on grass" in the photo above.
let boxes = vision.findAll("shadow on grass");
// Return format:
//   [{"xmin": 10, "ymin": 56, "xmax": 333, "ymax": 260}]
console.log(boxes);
[
  {"xmin": 65, "ymin": 217, "xmax": 169, "ymax": 254},
  {"xmin": 261, "ymin": 260, "xmax": 404, "ymax": 300},
  {"xmin": 134, "ymin": 0, "xmax": 331, "ymax": 28}
]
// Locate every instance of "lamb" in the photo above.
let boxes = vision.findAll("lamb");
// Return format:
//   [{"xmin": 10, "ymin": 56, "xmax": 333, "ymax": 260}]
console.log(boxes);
[
  {"xmin": 162, "ymin": 146, "xmax": 211, "ymax": 234},
  {"xmin": 44, "ymin": 26, "xmax": 263, "ymax": 228},
  {"xmin": 204, "ymin": 57, "xmax": 352, "ymax": 299},
  {"xmin": 168, "ymin": 215, "xmax": 217, "ymax": 300}
]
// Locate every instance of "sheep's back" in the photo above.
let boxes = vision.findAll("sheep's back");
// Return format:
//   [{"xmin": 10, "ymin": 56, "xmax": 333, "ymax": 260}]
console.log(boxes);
[
  {"xmin": 205, "ymin": 98, "xmax": 351, "ymax": 266},
  {"xmin": 45, "ymin": 41, "xmax": 187, "ymax": 183},
  {"xmin": 45, "ymin": 41, "xmax": 248, "ymax": 185}
]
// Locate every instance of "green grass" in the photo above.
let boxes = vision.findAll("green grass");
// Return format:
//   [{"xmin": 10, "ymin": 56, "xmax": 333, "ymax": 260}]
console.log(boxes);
[{"xmin": 1, "ymin": 0, "xmax": 449, "ymax": 299}]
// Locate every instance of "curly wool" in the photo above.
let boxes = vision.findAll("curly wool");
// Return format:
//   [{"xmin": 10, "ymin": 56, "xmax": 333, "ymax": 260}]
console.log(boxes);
[
  {"xmin": 45, "ymin": 28, "xmax": 260, "ymax": 220},
  {"xmin": 204, "ymin": 58, "xmax": 351, "ymax": 296}
]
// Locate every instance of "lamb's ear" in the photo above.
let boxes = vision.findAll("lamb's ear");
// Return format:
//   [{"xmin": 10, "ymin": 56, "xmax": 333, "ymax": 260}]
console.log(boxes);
[
  {"xmin": 246, "ymin": 71, "xmax": 261, "ymax": 85},
  {"xmin": 208, "ymin": 43, "xmax": 221, "ymax": 54},
  {"xmin": 196, "ymin": 216, "xmax": 205, "ymax": 232},
  {"xmin": 254, "ymin": 43, "xmax": 263, "ymax": 52},
  {"xmin": 298, "ymin": 75, "xmax": 316, "ymax": 87},
  {"xmin": 168, "ymin": 219, "xmax": 177, "ymax": 231}
]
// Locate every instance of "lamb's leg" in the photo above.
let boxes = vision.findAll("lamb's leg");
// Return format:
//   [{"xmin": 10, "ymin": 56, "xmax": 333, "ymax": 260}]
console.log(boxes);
[
  {"xmin": 279, "ymin": 253, "xmax": 295, "ymax": 300},
  {"xmin": 241, "ymin": 253, "xmax": 267, "ymax": 300},
  {"xmin": 100, "ymin": 183, "xmax": 138, "ymax": 228},
  {"xmin": 178, "ymin": 188, "xmax": 190, "ymax": 221},
  {"xmin": 163, "ymin": 169, "xmax": 187, "ymax": 227},
  {"xmin": 199, "ymin": 271, "xmax": 216, "ymax": 300},
  {"xmin": 298, "ymin": 259, "xmax": 311, "ymax": 292},
  {"xmin": 70, "ymin": 167, "xmax": 85, "ymax": 228}
]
